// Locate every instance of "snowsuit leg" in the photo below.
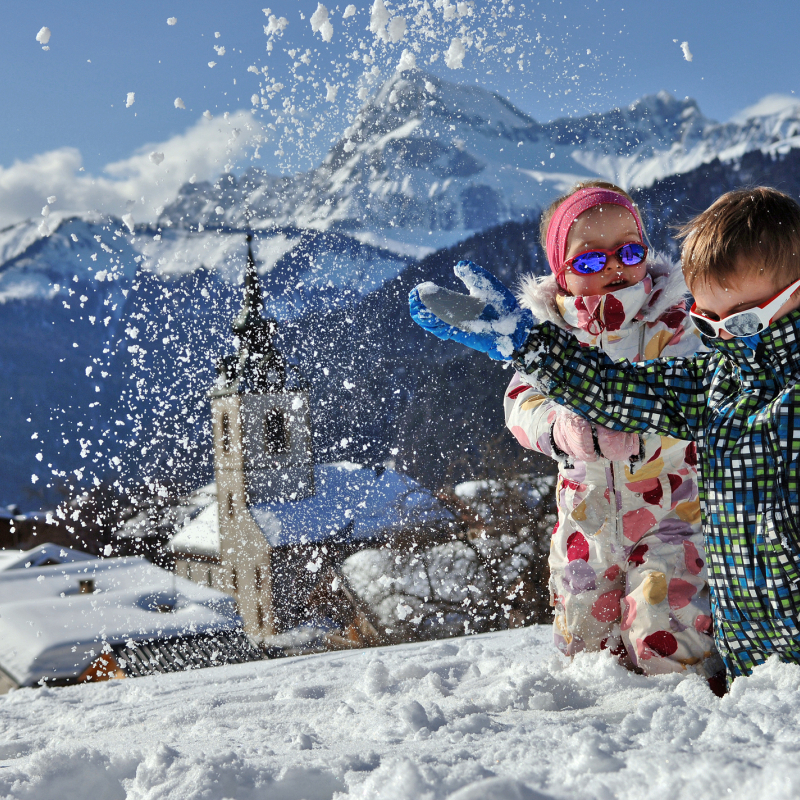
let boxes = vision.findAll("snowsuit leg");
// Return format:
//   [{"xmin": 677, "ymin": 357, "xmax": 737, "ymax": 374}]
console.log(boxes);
[
  {"xmin": 622, "ymin": 527, "xmax": 718, "ymax": 674},
  {"xmin": 549, "ymin": 473, "xmax": 627, "ymax": 657}
]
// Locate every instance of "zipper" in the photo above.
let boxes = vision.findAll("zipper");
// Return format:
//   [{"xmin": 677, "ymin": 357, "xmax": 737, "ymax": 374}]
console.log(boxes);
[{"xmin": 610, "ymin": 459, "xmax": 623, "ymax": 539}]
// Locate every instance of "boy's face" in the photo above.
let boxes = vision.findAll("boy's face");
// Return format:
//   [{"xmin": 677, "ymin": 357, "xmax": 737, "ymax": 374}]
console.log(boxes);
[
  {"xmin": 691, "ymin": 258, "xmax": 800, "ymax": 340},
  {"xmin": 563, "ymin": 205, "xmax": 646, "ymax": 297}
]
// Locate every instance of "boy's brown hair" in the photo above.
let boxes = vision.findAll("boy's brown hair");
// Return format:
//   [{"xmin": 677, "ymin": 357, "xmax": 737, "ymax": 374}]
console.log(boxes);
[
  {"xmin": 538, "ymin": 180, "xmax": 640, "ymax": 248},
  {"xmin": 677, "ymin": 187, "xmax": 800, "ymax": 290}
]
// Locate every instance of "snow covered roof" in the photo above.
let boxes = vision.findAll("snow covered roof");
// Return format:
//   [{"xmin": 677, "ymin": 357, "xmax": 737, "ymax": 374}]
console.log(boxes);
[
  {"xmin": 0, "ymin": 543, "xmax": 94, "ymax": 571},
  {"xmin": 170, "ymin": 462, "xmax": 454, "ymax": 556},
  {"xmin": 0, "ymin": 551, "xmax": 242, "ymax": 687}
]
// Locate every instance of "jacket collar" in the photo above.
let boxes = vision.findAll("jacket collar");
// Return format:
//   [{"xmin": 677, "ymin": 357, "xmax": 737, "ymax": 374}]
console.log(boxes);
[
  {"xmin": 706, "ymin": 309, "xmax": 800, "ymax": 381},
  {"xmin": 516, "ymin": 252, "xmax": 689, "ymax": 335},
  {"xmin": 556, "ymin": 275, "xmax": 653, "ymax": 335}
]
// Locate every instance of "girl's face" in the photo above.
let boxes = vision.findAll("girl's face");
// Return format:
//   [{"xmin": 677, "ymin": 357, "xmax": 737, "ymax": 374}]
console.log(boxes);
[{"xmin": 563, "ymin": 204, "xmax": 647, "ymax": 296}]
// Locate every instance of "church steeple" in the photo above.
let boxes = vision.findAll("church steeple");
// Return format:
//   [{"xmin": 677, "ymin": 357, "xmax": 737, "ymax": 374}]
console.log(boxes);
[{"xmin": 215, "ymin": 233, "xmax": 286, "ymax": 394}]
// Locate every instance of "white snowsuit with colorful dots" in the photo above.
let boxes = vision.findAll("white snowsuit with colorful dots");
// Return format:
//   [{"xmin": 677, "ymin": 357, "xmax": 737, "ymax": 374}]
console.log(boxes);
[{"xmin": 505, "ymin": 256, "xmax": 721, "ymax": 676}]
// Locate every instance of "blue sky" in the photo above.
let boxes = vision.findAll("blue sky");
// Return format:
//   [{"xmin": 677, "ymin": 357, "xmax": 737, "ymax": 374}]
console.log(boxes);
[{"xmin": 0, "ymin": 0, "xmax": 797, "ymax": 218}]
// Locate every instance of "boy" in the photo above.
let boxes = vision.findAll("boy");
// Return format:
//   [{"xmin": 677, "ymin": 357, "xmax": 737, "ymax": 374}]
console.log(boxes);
[{"xmin": 409, "ymin": 187, "xmax": 800, "ymax": 678}]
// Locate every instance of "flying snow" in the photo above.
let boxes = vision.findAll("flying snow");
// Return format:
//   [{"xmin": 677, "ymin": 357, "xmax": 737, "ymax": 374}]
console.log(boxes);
[
  {"xmin": 445, "ymin": 38, "xmax": 466, "ymax": 69},
  {"xmin": 125, "ymin": 92, "xmax": 135, "ymax": 108},
  {"xmin": 122, "ymin": 213, "xmax": 134, "ymax": 233},
  {"xmin": 35, "ymin": 27, "xmax": 51, "ymax": 45},
  {"xmin": 310, "ymin": 4, "xmax": 334, "ymax": 43},
  {"xmin": 397, "ymin": 49, "xmax": 416, "ymax": 72},
  {"xmin": 167, "ymin": 17, "xmax": 177, "ymax": 26},
  {"xmin": 149, "ymin": 151, "xmax": 165, "ymax": 165},
  {"xmin": 174, "ymin": 97, "xmax": 186, "ymax": 109},
  {"xmin": 681, "ymin": 41, "xmax": 693, "ymax": 61},
  {"xmin": 325, "ymin": 82, "xmax": 339, "ymax": 103},
  {"xmin": 387, "ymin": 16, "xmax": 407, "ymax": 43},
  {"xmin": 369, "ymin": 0, "xmax": 391, "ymax": 42},
  {"xmin": 343, "ymin": 4, "xmax": 356, "ymax": 18}
]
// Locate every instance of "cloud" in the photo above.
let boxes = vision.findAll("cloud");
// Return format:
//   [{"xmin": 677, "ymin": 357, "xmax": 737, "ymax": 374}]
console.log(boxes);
[{"xmin": 0, "ymin": 110, "xmax": 269, "ymax": 228}]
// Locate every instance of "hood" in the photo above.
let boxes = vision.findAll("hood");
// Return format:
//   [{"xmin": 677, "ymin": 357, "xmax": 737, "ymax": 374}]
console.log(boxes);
[{"xmin": 516, "ymin": 251, "xmax": 690, "ymax": 333}]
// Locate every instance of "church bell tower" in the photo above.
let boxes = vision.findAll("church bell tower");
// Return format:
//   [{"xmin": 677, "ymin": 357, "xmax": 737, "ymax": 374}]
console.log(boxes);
[
  {"xmin": 209, "ymin": 234, "xmax": 314, "ymax": 509},
  {"xmin": 205, "ymin": 233, "xmax": 314, "ymax": 638}
]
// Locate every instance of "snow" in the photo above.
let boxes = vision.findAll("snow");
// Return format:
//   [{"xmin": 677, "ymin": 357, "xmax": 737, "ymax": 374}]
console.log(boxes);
[
  {"xmin": 730, "ymin": 93, "xmax": 800, "ymax": 124},
  {"xmin": 3, "ymin": 624, "xmax": 800, "ymax": 798},
  {"xmin": 166, "ymin": 17, "xmax": 177, "ymax": 26},
  {"xmin": 311, "ymin": 4, "xmax": 334, "ymax": 43},
  {"xmin": 35, "ymin": 27, "xmax": 50, "ymax": 45},
  {"xmin": 126, "ymin": 92, "xmax": 135, "ymax": 107},
  {"xmin": 681, "ymin": 41, "xmax": 693, "ymax": 62},
  {"xmin": 445, "ymin": 39, "xmax": 466, "ymax": 69},
  {"xmin": 0, "ymin": 554, "xmax": 239, "ymax": 687},
  {"xmin": 173, "ymin": 97, "xmax": 185, "ymax": 110}
]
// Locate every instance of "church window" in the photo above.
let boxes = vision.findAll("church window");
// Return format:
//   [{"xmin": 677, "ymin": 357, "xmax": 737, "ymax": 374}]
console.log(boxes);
[
  {"xmin": 221, "ymin": 412, "xmax": 231, "ymax": 453},
  {"xmin": 264, "ymin": 408, "xmax": 289, "ymax": 454}
]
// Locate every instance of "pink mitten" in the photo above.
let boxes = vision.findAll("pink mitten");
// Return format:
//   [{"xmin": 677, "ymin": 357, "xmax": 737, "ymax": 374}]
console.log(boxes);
[
  {"xmin": 551, "ymin": 411, "xmax": 598, "ymax": 462},
  {"xmin": 596, "ymin": 426, "xmax": 640, "ymax": 462},
  {"xmin": 552, "ymin": 410, "xmax": 640, "ymax": 463}
]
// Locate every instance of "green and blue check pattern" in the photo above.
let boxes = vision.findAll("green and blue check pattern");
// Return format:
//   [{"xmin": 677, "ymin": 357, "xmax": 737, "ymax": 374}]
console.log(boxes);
[{"xmin": 515, "ymin": 310, "xmax": 800, "ymax": 677}]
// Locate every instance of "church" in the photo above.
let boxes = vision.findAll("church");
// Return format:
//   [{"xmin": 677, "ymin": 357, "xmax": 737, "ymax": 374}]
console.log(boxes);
[{"xmin": 170, "ymin": 234, "xmax": 453, "ymax": 645}]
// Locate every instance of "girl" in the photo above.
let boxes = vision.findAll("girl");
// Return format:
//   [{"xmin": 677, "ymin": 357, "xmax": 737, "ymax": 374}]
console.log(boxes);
[{"xmin": 505, "ymin": 182, "xmax": 722, "ymax": 679}]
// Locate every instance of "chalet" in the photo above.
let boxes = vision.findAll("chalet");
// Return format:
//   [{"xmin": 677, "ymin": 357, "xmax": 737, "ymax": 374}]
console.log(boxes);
[{"xmin": 0, "ymin": 544, "xmax": 260, "ymax": 693}]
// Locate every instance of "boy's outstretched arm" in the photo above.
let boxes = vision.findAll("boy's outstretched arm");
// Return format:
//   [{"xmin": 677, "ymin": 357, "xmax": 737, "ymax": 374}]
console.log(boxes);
[{"xmin": 513, "ymin": 322, "xmax": 708, "ymax": 441}]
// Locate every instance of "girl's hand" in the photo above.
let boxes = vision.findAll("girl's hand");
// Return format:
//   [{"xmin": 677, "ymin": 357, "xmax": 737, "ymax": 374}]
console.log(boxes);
[
  {"xmin": 552, "ymin": 410, "xmax": 639, "ymax": 462},
  {"xmin": 409, "ymin": 260, "xmax": 534, "ymax": 361}
]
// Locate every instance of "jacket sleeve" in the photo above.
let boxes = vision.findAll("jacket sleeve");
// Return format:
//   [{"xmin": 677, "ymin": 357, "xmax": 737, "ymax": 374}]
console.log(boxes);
[
  {"xmin": 514, "ymin": 322, "xmax": 709, "ymax": 441},
  {"xmin": 504, "ymin": 373, "xmax": 563, "ymax": 456}
]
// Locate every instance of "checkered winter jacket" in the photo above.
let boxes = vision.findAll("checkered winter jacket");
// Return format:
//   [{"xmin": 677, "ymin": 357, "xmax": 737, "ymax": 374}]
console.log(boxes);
[{"xmin": 513, "ymin": 309, "xmax": 800, "ymax": 677}]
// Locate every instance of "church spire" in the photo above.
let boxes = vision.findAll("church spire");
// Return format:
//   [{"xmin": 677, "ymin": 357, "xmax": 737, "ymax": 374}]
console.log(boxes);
[
  {"xmin": 232, "ymin": 233, "xmax": 264, "ymax": 336},
  {"xmin": 213, "ymin": 231, "xmax": 286, "ymax": 394}
]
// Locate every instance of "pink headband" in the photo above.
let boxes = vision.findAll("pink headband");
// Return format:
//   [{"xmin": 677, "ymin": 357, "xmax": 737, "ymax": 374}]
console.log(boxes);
[{"xmin": 545, "ymin": 188, "xmax": 643, "ymax": 290}]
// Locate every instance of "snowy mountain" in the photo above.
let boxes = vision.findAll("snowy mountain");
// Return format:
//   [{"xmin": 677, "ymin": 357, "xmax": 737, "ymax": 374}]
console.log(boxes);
[
  {"xmin": 161, "ymin": 72, "xmax": 800, "ymax": 251},
  {"xmin": 5, "ymin": 73, "xmax": 800, "ymax": 510},
  {"xmin": 1, "ymin": 623, "xmax": 797, "ymax": 799}
]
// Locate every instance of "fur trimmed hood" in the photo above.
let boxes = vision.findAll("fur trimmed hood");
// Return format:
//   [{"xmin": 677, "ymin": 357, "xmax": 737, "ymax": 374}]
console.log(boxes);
[{"xmin": 516, "ymin": 251, "xmax": 689, "ymax": 332}]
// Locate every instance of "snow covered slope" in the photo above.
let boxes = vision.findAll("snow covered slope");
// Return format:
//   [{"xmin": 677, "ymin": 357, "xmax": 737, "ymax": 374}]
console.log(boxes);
[
  {"xmin": 161, "ymin": 73, "xmax": 800, "ymax": 248},
  {"xmin": 1, "ymin": 625, "xmax": 798, "ymax": 799}
]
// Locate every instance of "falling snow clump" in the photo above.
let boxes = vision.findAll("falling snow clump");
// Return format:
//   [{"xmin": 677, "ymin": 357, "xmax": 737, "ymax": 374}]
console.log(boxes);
[
  {"xmin": 310, "ymin": 4, "xmax": 334, "ymax": 42},
  {"xmin": 681, "ymin": 41, "xmax": 693, "ymax": 61},
  {"xmin": 174, "ymin": 97, "xmax": 186, "ymax": 109},
  {"xmin": 445, "ymin": 38, "xmax": 466, "ymax": 69},
  {"xmin": 125, "ymin": 92, "xmax": 135, "ymax": 108},
  {"xmin": 149, "ymin": 151, "xmax": 165, "ymax": 165}
]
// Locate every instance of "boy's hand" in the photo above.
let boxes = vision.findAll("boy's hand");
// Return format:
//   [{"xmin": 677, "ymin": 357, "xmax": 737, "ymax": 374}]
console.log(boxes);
[{"xmin": 408, "ymin": 260, "xmax": 534, "ymax": 361}]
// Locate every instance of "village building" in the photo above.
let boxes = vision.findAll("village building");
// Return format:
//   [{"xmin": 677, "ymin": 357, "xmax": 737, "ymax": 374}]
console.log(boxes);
[
  {"xmin": 170, "ymin": 234, "xmax": 453, "ymax": 646},
  {"xmin": 0, "ymin": 543, "xmax": 260, "ymax": 693}
]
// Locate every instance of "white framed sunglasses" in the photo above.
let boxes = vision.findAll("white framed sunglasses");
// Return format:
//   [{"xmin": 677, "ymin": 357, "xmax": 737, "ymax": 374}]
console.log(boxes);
[{"xmin": 690, "ymin": 276, "xmax": 800, "ymax": 339}]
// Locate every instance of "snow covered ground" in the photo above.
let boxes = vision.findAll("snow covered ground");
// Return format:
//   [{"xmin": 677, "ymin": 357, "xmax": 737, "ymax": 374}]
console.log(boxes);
[{"xmin": 1, "ymin": 624, "xmax": 799, "ymax": 800}]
